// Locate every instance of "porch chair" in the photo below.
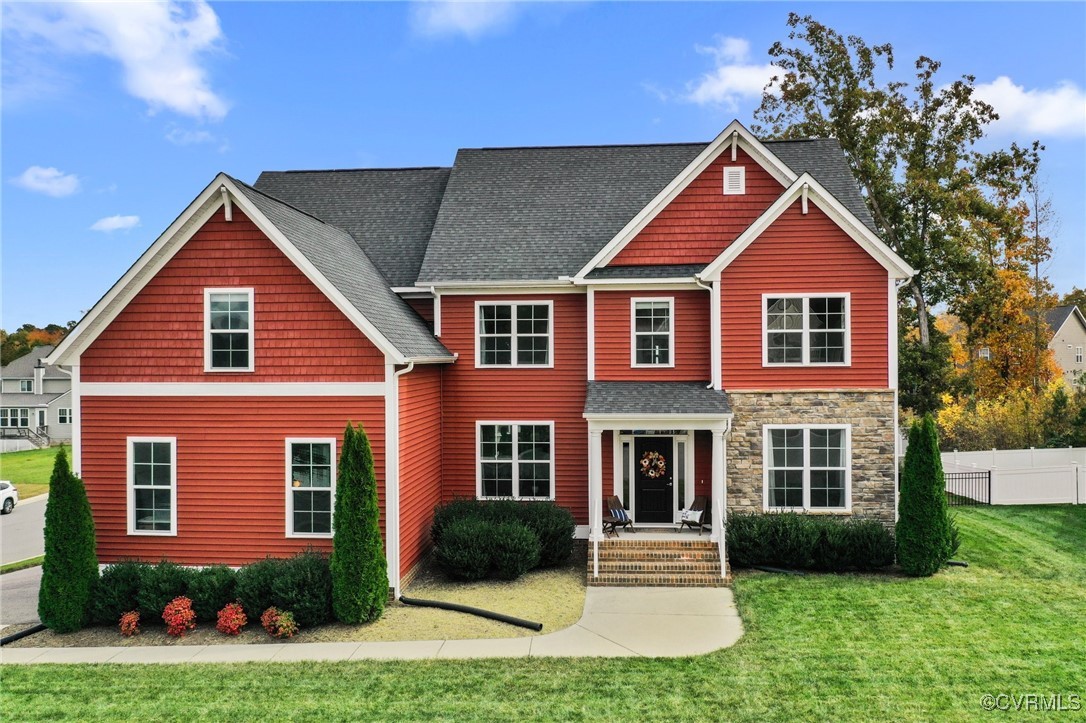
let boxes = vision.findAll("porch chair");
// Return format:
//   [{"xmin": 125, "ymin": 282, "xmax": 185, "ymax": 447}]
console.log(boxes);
[
  {"xmin": 678, "ymin": 496, "xmax": 710, "ymax": 535},
  {"xmin": 602, "ymin": 495, "xmax": 634, "ymax": 536}
]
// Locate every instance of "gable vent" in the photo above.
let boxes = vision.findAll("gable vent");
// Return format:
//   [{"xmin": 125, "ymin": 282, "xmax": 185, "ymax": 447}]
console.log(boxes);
[{"xmin": 723, "ymin": 166, "xmax": 745, "ymax": 195}]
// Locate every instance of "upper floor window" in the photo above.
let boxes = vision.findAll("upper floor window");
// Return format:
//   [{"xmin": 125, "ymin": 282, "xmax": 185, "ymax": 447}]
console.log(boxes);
[
  {"xmin": 764, "ymin": 294, "xmax": 849, "ymax": 366},
  {"xmin": 632, "ymin": 298, "xmax": 673, "ymax": 367},
  {"xmin": 1076, "ymin": 346, "xmax": 1083, "ymax": 364},
  {"xmin": 205, "ymin": 288, "xmax": 254, "ymax": 372},
  {"xmin": 978, "ymin": 347, "xmax": 992, "ymax": 361},
  {"xmin": 476, "ymin": 302, "xmax": 552, "ymax": 367},
  {"xmin": 18, "ymin": 380, "xmax": 32, "ymax": 392},
  {"xmin": 128, "ymin": 438, "xmax": 176, "ymax": 535},
  {"xmin": 478, "ymin": 422, "xmax": 554, "ymax": 500},
  {"xmin": 764, "ymin": 425, "xmax": 851, "ymax": 511},
  {"xmin": 287, "ymin": 439, "xmax": 335, "ymax": 537}
]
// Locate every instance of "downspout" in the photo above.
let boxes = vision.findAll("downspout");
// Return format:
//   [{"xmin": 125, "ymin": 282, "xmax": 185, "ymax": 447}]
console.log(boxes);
[
  {"xmin": 387, "ymin": 360, "xmax": 415, "ymax": 598},
  {"xmin": 694, "ymin": 276, "xmax": 717, "ymax": 390}
]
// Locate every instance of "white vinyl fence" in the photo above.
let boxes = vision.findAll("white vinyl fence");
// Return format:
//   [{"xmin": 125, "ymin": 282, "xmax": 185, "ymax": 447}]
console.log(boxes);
[{"xmin": 942, "ymin": 447, "xmax": 1085, "ymax": 505}]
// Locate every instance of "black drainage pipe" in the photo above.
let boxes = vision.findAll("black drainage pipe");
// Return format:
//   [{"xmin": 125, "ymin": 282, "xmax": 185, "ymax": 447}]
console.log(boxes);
[
  {"xmin": 399, "ymin": 596, "xmax": 543, "ymax": 631},
  {"xmin": 1, "ymin": 623, "xmax": 46, "ymax": 646},
  {"xmin": 947, "ymin": 560, "xmax": 969, "ymax": 568}
]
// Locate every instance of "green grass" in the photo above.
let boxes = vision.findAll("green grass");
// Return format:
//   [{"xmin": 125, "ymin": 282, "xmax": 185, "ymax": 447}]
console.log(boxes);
[
  {"xmin": 0, "ymin": 444, "xmax": 69, "ymax": 498},
  {"xmin": 0, "ymin": 555, "xmax": 44, "ymax": 574},
  {"xmin": 4, "ymin": 506, "xmax": 1084, "ymax": 721}
]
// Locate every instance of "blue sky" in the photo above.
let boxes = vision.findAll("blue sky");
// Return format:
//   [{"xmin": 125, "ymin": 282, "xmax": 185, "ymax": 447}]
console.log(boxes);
[{"xmin": 3, "ymin": 1, "xmax": 1084, "ymax": 329}]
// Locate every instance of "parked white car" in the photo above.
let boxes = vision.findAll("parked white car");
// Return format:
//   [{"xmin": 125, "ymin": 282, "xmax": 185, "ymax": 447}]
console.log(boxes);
[{"xmin": 0, "ymin": 480, "xmax": 18, "ymax": 514}]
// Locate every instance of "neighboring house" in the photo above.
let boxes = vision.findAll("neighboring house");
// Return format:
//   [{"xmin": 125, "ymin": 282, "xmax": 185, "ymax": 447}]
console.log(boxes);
[
  {"xmin": 47, "ymin": 121, "xmax": 913, "ymax": 593},
  {"xmin": 0, "ymin": 344, "xmax": 73, "ymax": 446},
  {"xmin": 1044, "ymin": 305, "xmax": 1086, "ymax": 390}
]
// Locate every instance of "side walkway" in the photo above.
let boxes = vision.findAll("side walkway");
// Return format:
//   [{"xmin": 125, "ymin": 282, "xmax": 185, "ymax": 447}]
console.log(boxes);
[{"xmin": 1, "ymin": 587, "xmax": 742, "ymax": 664}]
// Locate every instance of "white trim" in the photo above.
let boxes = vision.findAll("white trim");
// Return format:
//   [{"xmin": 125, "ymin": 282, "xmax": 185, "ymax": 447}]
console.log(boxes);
[
  {"xmin": 203, "ymin": 287, "xmax": 255, "ymax": 373},
  {"xmin": 889, "ymin": 279, "xmax": 899, "ymax": 389},
  {"xmin": 428, "ymin": 282, "xmax": 581, "ymax": 295},
  {"xmin": 761, "ymin": 293, "xmax": 851, "ymax": 367},
  {"xmin": 71, "ymin": 365, "xmax": 81, "ymax": 475},
  {"xmin": 1050, "ymin": 305, "xmax": 1086, "ymax": 338},
  {"xmin": 710, "ymin": 280, "xmax": 722, "ymax": 390},
  {"xmin": 127, "ymin": 436, "xmax": 178, "ymax": 536},
  {"xmin": 722, "ymin": 166, "xmax": 745, "ymax": 195},
  {"xmin": 474, "ymin": 300, "xmax": 555, "ymax": 369},
  {"xmin": 587, "ymin": 288, "xmax": 596, "ymax": 381},
  {"xmin": 631, "ymin": 297, "xmax": 675, "ymax": 368},
  {"xmin": 285, "ymin": 437, "xmax": 337, "ymax": 539},
  {"xmin": 575, "ymin": 279, "xmax": 702, "ymax": 289},
  {"xmin": 433, "ymin": 290, "xmax": 442, "ymax": 337},
  {"xmin": 587, "ymin": 416, "xmax": 731, "ymax": 431},
  {"xmin": 386, "ymin": 361, "xmax": 407, "ymax": 596},
  {"xmin": 80, "ymin": 382, "xmax": 385, "ymax": 397},
  {"xmin": 761, "ymin": 424, "xmax": 853, "ymax": 513},
  {"xmin": 700, "ymin": 173, "xmax": 915, "ymax": 281},
  {"xmin": 575, "ymin": 120, "xmax": 797, "ymax": 278},
  {"xmin": 475, "ymin": 421, "xmax": 556, "ymax": 501}
]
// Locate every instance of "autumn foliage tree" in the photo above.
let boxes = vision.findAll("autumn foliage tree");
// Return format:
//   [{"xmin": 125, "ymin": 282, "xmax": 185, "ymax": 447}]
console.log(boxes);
[{"xmin": 1, "ymin": 322, "xmax": 74, "ymax": 366}]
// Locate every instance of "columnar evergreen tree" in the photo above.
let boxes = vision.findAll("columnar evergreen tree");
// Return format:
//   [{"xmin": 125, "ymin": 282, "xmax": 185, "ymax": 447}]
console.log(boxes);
[
  {"xmin": 896, "ymin": 414, "xmax": 953, "ymax": 576},
  {"xmin": 330, "ymin": 423, "xmax": 387, "ymax": 623},
  {"xmin": 38, "ymin": 448, "xmax": 99, "ymax": 632}
]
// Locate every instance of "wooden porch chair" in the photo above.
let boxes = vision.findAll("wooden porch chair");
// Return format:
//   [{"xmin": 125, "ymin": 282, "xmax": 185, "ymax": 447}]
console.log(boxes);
[
  {"xmin": 679, "ymin": 496, "xmax": 710, "ymax": 535},
  {"xmin": 603, "ymin": 495, "xmax": 634, "ymax": 536}
]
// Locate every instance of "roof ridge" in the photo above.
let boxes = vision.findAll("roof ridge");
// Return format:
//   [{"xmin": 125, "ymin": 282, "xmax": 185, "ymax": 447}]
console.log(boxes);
[
  {"xmin": 467, "ymin": 141, "xmax": 709, "ymax": 151},
  {"xmin": 262, "ymin": 166, "xmax": 450, "ymax": 174}
]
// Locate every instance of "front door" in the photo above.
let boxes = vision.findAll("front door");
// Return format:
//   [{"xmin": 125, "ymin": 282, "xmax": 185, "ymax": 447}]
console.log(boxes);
[{"xmin": 634, "ymin": 437, "xmax": 673, "ymax": 524}]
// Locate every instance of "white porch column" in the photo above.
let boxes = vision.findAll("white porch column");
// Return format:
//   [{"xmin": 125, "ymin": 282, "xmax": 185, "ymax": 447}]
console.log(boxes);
[
  {"xmin": 710, "ymin": 428, "xmax": 726, "ymax": 543},
  {"xmin": 588, "ymin": 428, "xmax": 604, "ymax": 577}
]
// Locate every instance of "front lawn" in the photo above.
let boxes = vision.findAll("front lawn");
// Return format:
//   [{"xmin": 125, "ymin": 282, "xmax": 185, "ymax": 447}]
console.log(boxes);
[
  {"xmin": 0, "ymin": 445, "xmax": 69, "ymax": 499},
  {"xmin": 4, "ymin": 506, "xmax": 1084, "ymax": 721}
]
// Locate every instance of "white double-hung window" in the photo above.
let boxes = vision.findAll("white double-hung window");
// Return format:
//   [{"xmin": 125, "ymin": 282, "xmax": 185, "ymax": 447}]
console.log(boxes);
[
  {"xmin": 477, "ymin": 422, "xmax": 554, "ymax": 500},
  {"xmin": 476, "ymin": 302, "xmax": 552, "ymax": 367},
  {"xmin": 632, "ymin": 298, "xmax": 673, "ymax": 367},
  {"xmin": 128, "ymin": 437, "xmax": 177, "ymax": 535},
  {"xmin": 764, "ymin": 294, "xmax": 849, "ymax": 365},
  {"xmin": 287, "ymin": 439, "xmax": 336, "ymax": 537},
  {"xmin": 764, "ymin": 425, "xmax": 851, "ymax": 511},
  {"xmin": 205, "ymin": 288, "xmax": 254, "ymax": 371}
]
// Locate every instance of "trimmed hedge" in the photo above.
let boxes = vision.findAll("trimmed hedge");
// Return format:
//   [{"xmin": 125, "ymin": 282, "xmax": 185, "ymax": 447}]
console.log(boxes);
[
  {"xmin": 491, "ymin": 522, "xmax": 542, "ymax": 580},
  {"xmin": 273, "ymin": 550, "xmax": 332, "ymax": 627},
  {"xmin": 235, "ymin": 558, "xmax": 281, "ymax": 618},
  {"xmin": 137, "ymin": 561, "xmax": 196, "ymax": 619},
  {"xmin": 726, "ymin": 513, "xmax": 895, "ymax": 572},
  {"xmin": 188, "ymin": 565, "xmax": 237, "ymax": 622},
  {"xmin": 434, "ymin": 517, "xmax": 495, "ymax": 580},
  {"xmin": 93, "ymin": 560, "xmax": 149, "ymax": 625}
]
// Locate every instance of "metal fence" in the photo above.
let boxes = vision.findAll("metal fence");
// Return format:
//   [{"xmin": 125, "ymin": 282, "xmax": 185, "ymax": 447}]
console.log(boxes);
[{"xmin": 945, "ymin": 471, "xmax": 992, "ymax": 506}]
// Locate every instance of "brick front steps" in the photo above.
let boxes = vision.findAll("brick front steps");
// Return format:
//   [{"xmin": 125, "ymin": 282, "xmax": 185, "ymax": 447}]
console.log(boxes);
[{"xmin": 587, "ymin": 537, "xmax": 731, "ymax": 587}]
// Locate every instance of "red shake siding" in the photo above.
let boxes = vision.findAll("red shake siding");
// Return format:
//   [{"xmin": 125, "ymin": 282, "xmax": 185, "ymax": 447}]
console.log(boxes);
[
  {"xmin": 406, "ymin": 297, "xmax": 435, "ymax": 326},
  {"xmin": 438, "ymin": 294, "xmax": 589, "ymax": 523},
  {"xmin": 398, "ymin": 365, "xmax": 443, "ymax": 577},
  {"xmin": 82, "ymin": 396, "xmax": 385, "ymax": 566},
  {"xmin": 610, "ymin": 148, "xmax": 784, "ymax": 266},
  {"xmin": 594, "ymin": 290, "xmax": 711, "ymax": 381},
  {"xmin": 721, "ymin": 200, "xmax": 889, "ymax": 389},
  {"xmin": 602, "ymin": 431, "xmax": 614, "ymax": 504},
  {"xmin": 82, "ymin": 208, "xmax": 385, "ymax": 383}
]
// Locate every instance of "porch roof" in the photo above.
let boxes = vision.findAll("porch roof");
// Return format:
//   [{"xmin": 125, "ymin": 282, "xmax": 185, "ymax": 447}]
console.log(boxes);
[{"xmin": 584, "ymin": 381, "xmax": 732, "ymax": 417}]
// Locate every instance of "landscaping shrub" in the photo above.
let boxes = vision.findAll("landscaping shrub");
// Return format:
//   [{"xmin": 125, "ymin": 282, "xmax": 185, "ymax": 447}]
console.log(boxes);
[
  {"xmin": 846, "ymin": 520, "xmax": 897, "ymax": 571},
  {"xmin": 38, "ymin": 448, "xmax": 99, "ymax": 633},
  {"xmin": 434, "ymin": 517, "xmax": 494, "ymax": 580},
  {"xmin": 261, "ymin": 607, "xmax": 299, "ymax": 638},
  {"xmin": 726, "ymin": 513, "xmax": 896, "ymax": 572},
  {"xmin": 162, "ymin": 596, "xmax": 196, "ymax": 637},
  {"xmin": 331, "ymin": 423, "xmax": 387, "ymax": 624},
  {"xmin": 810, "ymin": 520, "xmax": 851, "ymax": 572},
  {"xmin": 137, "ymin": 560, "xmax": 195, "ymax": 619},
  {"xmin": 216, "ymin": 602, "xmax": 247, "ymax": 636},
  {"xmin": 515, "ymin": 503, "xmax": 575, "ymax": 567},
  {"xmin": 761, "ymin": 513, "xmax": 817, "ymax": 568},
  {"xmin": 430, "ymin": 498, "xmax": 482, "ymax": 547},
  {"xmin": 273, "ymin": 550, "xmax": 332, "ymax": 627},
  {"xmin": 490, "ymin": 522, "xmax": 541, "ymax": 580},
  {"xmin": 119, "ymin": 611, "xmax": 140, "ymax": 638},
  {"xmin": 897, "ymin": 414, "xmax": 953, "ymax": 576},
  {"xmin": 235, "ymin": 558, "xmax": 281, "ymax": 618},
  {"xmin": 93, "ymin": 560, "xmax": 149, "ymax": 625},
  {"xmin": 188, "ymin": 565, "xmax": 237, "ymax": 622}
]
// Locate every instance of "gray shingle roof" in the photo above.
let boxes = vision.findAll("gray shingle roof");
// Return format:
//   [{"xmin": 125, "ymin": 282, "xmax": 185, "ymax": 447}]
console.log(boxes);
[
  {"xmin": 253, "ymin": 168, "xmax": 451, "ymax": 289},
  {"xmin": 228, "ymin": 178, "xmax": 452, "ymax": 361},
  {"xmin": 418, "ymin": 139, "xmax": 878, "ymax": 283},
  {"xmin": 586, "ymin": 264, "xmax": 706, "ymax": 280},
  {"xmin": 1, "ymin": 345, "xmax": 69, "ymax": 379},
  {"xmin": 585, "ymin": 381, "xmax": 732, "ymax": 416},
  {"xmin": 1044, "ymin": 305, "xmax": 1082, "ymax": 335},
  {"xmin": 0, "ymin": 392, "xmax": 65, "ymax": 406}
]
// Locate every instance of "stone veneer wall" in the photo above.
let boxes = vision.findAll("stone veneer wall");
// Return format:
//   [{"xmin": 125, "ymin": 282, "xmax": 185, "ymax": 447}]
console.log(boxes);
[{"xmin": 726, "ymin": 390, "xmax": 897, "ymax": 525}]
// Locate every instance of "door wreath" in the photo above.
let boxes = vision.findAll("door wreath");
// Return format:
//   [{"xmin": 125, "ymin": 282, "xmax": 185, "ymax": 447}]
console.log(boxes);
[{"xmin": 639, "ymin": 450, "xmax": 667, "ymax": 479}]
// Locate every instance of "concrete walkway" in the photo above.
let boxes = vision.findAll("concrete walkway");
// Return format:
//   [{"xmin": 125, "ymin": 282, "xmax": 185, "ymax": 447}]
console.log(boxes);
[{"xmin": 1, "ymin": 587, "xmax": 742, "ymax": 664}]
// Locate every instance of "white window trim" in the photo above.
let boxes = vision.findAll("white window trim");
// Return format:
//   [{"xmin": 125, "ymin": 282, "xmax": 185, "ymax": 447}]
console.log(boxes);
[
  {"xmin": 475, "ymin": 421, "xmax": 556, "ymax": 501},
  {"xmin": 723, "ymin": 166, "xmax": 746, "ymax": 195},
  {"xmin": 204, "ymin": 287, "xmax": 255, "ymax": 373},
  {"xmin": 285, "ymin": 437, "xmax": 337, "ymax": 539},
  {"xmin": 127, "ymin": 436, "xmax": 178, "ymax": 536},
  {"xmin": 0, "ymin": 408, "xmax": 30, "ymax": 428},
  {"xmin": 58, "ymin": 408, "xmax": 72, "ymax": 424},
  {"xmin": 1076, "ymin": 346, "xmax": 1083, "ymax": 364},
  {"xmin": 631, "ymin": 297, "xmax": 676, "ymax": 368},
  {"xmin": 762, "ymin": 424, "xmax": 852, "ymax": 513},
  {"xmin": 18, "ymin": 380, "xmax": 33, "ymax": 393},
  {"xmin": 474, "ymin": 300, "xmax": 555, "ymax": 369},
  {"xmin": 761, "ymin": 293, "xmax": 851, "ymax": 367}
]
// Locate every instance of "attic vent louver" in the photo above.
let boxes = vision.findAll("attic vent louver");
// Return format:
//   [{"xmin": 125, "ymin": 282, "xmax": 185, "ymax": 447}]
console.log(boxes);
[{"xmin": 723, "ymin": 167, "xmax": 745, "ymax": 195}]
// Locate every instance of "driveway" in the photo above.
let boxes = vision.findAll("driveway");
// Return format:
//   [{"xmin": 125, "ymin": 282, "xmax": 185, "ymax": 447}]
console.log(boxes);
[
  {"xmin": 1, "ymin": 493, "xmax": 46, "ymax": 565},
  {"xmin": 0, "ymin": 566, "xmax": 41, "ymax": 626}
]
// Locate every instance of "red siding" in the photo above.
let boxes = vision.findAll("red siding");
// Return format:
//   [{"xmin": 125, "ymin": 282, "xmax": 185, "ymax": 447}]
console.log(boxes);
[
  {"xmin": 721, "ymin": 200, "xmax": 890, "ymax": 389},
  {"xmin": 610, "ymin": 148, "xmax": 784, "ymax": 266},
  {"xmin": 406, "ymin": 297, "xmax": 435, "ymax": 326},
  {"xmin": 438, "ymin": 294, "xmax": 589, "ymax": 523},
  {"xmin": 594, "ymin": 290, "xmax": 711, "ymax": 381},
  {"xmin": 694, "ymin": 431, "xmax": 712, "ymax": 500},
  {"xmin": 82, "ymin": 396, "xmax": 385, "ymax": 565},
  {"xmin": 82, "ymin": 208, "xmax": 385, "ymax": 383},
  {"xmin": 399, "ymin": 365, "xmax": 443, "ymax": 577}
]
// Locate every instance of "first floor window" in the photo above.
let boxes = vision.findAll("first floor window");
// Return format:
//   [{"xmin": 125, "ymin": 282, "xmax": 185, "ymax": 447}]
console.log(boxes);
[
  {"xmin": 765, "ymin": 295, "xmax": 848, "ymax": 365},
  {"xmin": 205, "ymin": 288, "xmax": 254, "ymax": 371},
  {"xmin": 288, "ymin": 439, "xmax": 335, "ymax": 536},
  {"xmin": 478, "ymin": 423, "xmax": 553, "ymax": 499},
  {"xmin": 0, "ymin": 408, "xmax": 30, "ymax": 428},
  {"xmin": 765, "ymin": 426, "xmax": 850, "ymax": 510},
  {"xmin": 58, "ymin": 408, "xmax": 72, "ymax": 424},
  {"xmin": 129, "ymin": 438, "xmax": 176, "ymax": 534}
]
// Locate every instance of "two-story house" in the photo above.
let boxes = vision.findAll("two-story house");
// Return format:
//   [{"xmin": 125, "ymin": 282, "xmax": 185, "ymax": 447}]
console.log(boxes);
[
  {"xmin": 1045, "ymin": 305, "xmax": 1086, "ymax": 390},
  {"xmin": 1, "ymin": 344, "xmax": 73, "ymax": 447},
  {"xmin": 47, "ymin": 121, "xmax": 913, "ymax": 593}
]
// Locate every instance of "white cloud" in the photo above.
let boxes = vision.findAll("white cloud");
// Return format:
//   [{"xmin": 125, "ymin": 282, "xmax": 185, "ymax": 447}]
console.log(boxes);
[
  {"xmin": 973, "ymin": 76, "xmax": 1086, "ymax": 137},
  {"xmin": 90, "ymin": 214, "xmax": 140, "ymax": 232},
  {"xmin": 4, "ymin": 1, "xmax": 228, "ymax": 120},
  {"xmin": 165, "ymin": 126, "xmax": 214, "ymax": 146},
  {"xmin": 12, "ymin": 166, "xmax": 81, "ymax": 197},
  {"xmin": 682, "ymin": 35, "xmax": 778, "ymax": 109},
  {"xmin": 411, "ymin": 1, "xmax": 517, "ymax": 39}
]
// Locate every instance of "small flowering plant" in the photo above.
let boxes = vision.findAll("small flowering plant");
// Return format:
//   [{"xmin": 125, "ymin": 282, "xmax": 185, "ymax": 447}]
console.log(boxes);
[
  {"xmin": 162, "ymin": 596, "xmax": 197, "ymax": 637},
  {"xmin": 119, "ymin": 610, "xmax": 140, "ymax": 637},
  {"xmin": 216, "ymin": 602, "xmax": 248, "ymax": 636},
  {"xmin": 260, "ymin": 607, "xmax": 299, "ymax": 639}
]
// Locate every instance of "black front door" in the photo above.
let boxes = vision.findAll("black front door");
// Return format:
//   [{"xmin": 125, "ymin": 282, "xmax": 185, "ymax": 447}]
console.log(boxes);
[{"xmin": 634, "ymin": 437, "xmax": 673, "ymax": 524}]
